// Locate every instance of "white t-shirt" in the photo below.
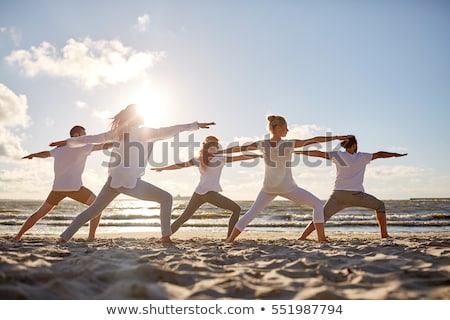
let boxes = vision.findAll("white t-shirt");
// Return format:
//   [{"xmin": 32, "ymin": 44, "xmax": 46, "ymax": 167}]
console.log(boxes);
[
  {"xmin": 329, "ymin": 151, "xmax": 373, "ymax": 192},
  {"xmin": 257, "ymin": 139, "xmax": 297, "ymax": 194},
  {"xmin": 192, "ymin": 155, "xmax": 227, "ymax": 195},
  {"xmin": 67, "ymin": 122, "xmax": 199, "ymax": 189},
  {"xmin": 50, "ymin": 145, "xmax": 94, "ymax": 191}
]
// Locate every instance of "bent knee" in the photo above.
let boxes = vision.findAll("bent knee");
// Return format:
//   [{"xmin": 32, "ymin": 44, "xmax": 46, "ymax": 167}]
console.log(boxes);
[
  {"xmin": 376, "ymin": 201, "xmax": 385, "ymax": 213},
  {"xmin": 158, "ymin": 191, "xmax": 173, "ymax": 205},
  {"xmin": 232, "ymin": 205, "xmax": 241, "ymax": 215}
]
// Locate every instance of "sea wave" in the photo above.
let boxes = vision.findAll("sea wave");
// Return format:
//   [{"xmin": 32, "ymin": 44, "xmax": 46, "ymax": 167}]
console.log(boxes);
[{"xmin": 1, "ymin": 199, "xmax": 449, "ymax": 236}]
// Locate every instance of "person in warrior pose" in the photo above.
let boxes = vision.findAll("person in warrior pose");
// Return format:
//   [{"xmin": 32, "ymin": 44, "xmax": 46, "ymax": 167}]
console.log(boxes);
[
  {"xmin": 218, "ymin": 115, "xmax": 352, "ymax": 243},
  {"xmin": 50, "ymin": 104, "xmax": 214, "ymax": 243},
  {"xmin": 15, "ymin": 125, "xmax": 111, "ymax": 241},
  {"xmin": 153, "ymin": 135, "xmax": 262, "ymax": 238},
  {"xmin": 297, "ymin": 135, "xmax": 407, "ymax": 240}
]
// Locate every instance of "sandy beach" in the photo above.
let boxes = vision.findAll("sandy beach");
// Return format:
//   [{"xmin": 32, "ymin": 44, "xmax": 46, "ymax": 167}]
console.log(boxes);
[{"xmin": 0, "ymin": 231, "xmax": 449, "ymax": 300}]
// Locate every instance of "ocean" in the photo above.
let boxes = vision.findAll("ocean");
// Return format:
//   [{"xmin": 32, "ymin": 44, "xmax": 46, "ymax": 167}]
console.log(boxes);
[{"xmin": 1, "ymin": 198, "xmax": 449, "ymax": 237}]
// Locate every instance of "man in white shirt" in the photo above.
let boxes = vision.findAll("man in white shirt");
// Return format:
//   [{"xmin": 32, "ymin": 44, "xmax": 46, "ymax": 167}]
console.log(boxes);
[
  {"xmin": 14, "ymin": 126, "xmax": 111, "ymax": 241},
  {"xmin": 296, "ymin": 136, "xmax": 407, "ymax": 240}
]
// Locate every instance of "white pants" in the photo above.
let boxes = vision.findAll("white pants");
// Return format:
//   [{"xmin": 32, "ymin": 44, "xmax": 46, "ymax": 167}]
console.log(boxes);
[{"xmin": 235, "ymin": 187, "xmax": 324, "ymax": 231}]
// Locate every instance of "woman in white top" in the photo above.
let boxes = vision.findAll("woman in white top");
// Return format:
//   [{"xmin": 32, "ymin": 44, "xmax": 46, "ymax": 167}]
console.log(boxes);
[
  {"xmin": 221, "ymin": 115, "xmax": 351, "ymax": 243},
  {"xmin": 153, "ymin": 136, "xmax": 261, "ymax": 238},
  {"xmin": 50, "ymin": 104, "xmax": 214, "ymax": 243}
]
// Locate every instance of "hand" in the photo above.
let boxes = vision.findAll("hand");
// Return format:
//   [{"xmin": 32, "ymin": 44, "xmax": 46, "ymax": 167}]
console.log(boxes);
[
  {"xmin": 151, "ymin": 168, "xmax": 163, "ymax": 172},
  {"xmin": 22, "ymin": 155, "xmax": 33, "ymax": 159},
  {"xmin": 397, "ymin": 153, "xmax": 408, "ymax": 157},
  {"xmin": 49, "ymin": 140, "xmax": 67, "ymax": 147},
  {"xmin": 198, "ymin": 122, "xmax": 216, "ymax": 129}
]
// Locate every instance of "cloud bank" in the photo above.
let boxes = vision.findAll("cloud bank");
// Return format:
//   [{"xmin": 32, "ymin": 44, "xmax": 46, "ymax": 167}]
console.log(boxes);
[
  {"xmin": 0, "ymin": 83, "xmax": 30, "ymax": 159},
  {"xmin": 6, "ymin": 37, "xmax": 165, "ymax": 89}
]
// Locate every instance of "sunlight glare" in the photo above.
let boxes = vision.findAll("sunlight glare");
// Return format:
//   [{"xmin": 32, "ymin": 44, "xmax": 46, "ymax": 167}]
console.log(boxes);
[{"xmin": 134, "ymin": 80, "xmax": 169, "ymax": 127}]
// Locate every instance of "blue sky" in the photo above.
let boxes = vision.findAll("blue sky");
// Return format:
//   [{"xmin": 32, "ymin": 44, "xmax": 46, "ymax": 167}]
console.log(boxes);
[{"xmin": 1, "ymin": 0, "xmax": 449, "ymax": 201}]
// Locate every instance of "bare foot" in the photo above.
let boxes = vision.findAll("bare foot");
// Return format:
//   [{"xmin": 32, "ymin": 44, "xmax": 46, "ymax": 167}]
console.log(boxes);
[
  {"xmin": 160, "ymin": 236, "xmax": 174, "ymax": 244},
  {"xmin": 57, "ymin": 237, "xmax": 66, "ymax": 244}
]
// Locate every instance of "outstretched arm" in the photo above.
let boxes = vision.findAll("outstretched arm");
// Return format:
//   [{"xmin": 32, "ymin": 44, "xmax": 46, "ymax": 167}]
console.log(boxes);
[
  {"xmin": 152, "ymin": 159, "xmax": 195, "ymax": 172},
  {"xmin": 143, "ymin": 122, "xmax": 216, "ymax": 142},
  {"xmin": 372, "ymin": 152, "xmax": 407, "ymax": 160},
  {"xmin": 92, "ymin": 142, "xmax": 114, "ymax": 151},
  {"xmin": 49, "ymin": 140, "xmax": 67, "ymax": 147},
  {"xmin": 216, "ymin": 142, "xmax": 258, "ymax": 154},
  {"xmin": 50, "ymin": 131, "xmax": 117, "ymax": 148},
  {"xmin": 22, "ymin": 151, "xmax": 51, "ymax": 159},
  {"xmin": 225, "ymin": 153, "xmax": 263, "ymax": 163},
  {"xmin": 295, "ymin": 150, "xmax": 330, "ymax": 160},
  {"xmin": 294, "ymin": 135, "xmax": 353, "ymax": 148}
]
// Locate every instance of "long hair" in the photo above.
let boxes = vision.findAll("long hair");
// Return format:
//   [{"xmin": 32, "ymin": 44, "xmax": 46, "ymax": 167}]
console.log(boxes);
[
  {"xmin": 110, "ymin": 104, "xmax": 144, "ymax": 139},
  {"xmin": 267, "ymin": 115, "xmax": 287, "ymax": 134},
  {"xmin": 199, "ymin": 136, "xmax": 219, "ymax": 170}
]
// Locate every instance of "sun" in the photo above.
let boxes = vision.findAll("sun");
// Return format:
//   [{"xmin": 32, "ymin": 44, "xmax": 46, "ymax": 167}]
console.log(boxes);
[{"xmin": 134, "ymin": 81, "xmax": 169, "ymax": 127}]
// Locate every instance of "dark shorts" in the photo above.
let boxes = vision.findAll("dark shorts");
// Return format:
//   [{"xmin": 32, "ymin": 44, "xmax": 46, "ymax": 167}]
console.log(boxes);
[{"xmin": 45, "ymin": 186, "xmax": 94, "ymax": 206}]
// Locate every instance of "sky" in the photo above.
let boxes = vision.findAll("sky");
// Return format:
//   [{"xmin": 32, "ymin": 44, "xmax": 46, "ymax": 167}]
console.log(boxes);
[{"xmin": 0, "ymin": 0, "xmax": 449, "ymax": 201}]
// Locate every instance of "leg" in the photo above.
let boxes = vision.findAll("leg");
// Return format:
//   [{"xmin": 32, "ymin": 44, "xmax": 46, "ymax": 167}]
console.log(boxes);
[
  {"xmin": 68, "ymin": 187, "xmax": 101, "ymax": 241},
  {"xmin": 60, "ymin": 182, "xmax": 119, "ymax": 242},
  {"xmin": 202, "ymin": 192, "xmax": 241, "ymax": 237},
  {"xmin": 84, "ymin": 194, "xmax": 100, "ymax": 241},
  {"xmin": 376, "ymin": 212, "xmax": 389, "ymax": 238},
  {"xmin": 14, "ymin": 201, "xmax": 55, "ymax": 240},
  {"xmin": 347, "ymin": 192, "xmax": 388, "ymax": 238},
  {"xmin": 120, "ymin": 180, "xmax": 173, "ymax": 243},
  {"xmin": 225, "ymin": 191, "xmax": 275, "ymax": 243},
  {"xmin": 298, "ymin": 222, "xmax": 316, "ymax": 241},
  {"xmin": 299, "ymin": 191, "xmax": 347, "ymax": 240},
  {"xmin": 171, "ymin": 193, "xmax": 204, "ymax": 234},
  {"xmin": 282, "ymin": 187, "xmax": 326, "ymax": 242}
]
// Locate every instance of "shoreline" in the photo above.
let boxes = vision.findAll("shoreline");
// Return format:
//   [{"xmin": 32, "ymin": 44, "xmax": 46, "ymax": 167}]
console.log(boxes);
[
  {"xmin": 11, "ymin": 229, "xmax": 450, "ymax": 240},
  {"xmin": 1, "ymin": 231, "xmax": 449, "ymax": 299}
]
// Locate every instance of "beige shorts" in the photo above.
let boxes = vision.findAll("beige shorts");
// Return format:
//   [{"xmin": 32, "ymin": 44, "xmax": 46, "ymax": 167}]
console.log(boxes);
[
  {"xmin": 324, "ymin": 190, "xmax": 386, "ymax": 221},
  {"xmin": 45, "ymin": 186, "xmax": 94, "ymax": 206}
]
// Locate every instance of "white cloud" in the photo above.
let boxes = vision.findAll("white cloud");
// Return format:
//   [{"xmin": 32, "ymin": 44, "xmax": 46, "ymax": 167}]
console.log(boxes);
[
  {"xmin": 228, "ymin": 124, "xmax": 333, "ymax": 148},
  {"xmin": 8, "ymin": 27, "xmax": 21, "ymax": 46},
  {"xmin": 92, "ymin": 108, "xmax": 114, "ymax": 121},
  {"xmin": 75, "ymin": 100, "xmax": 88, "ymax": 109},
  {"xmin": 365, "ymin": 165, "xmax": 426, "ymax": 180},
  {"xmin": 286, "ymin": 123, "xmax": 331, "ymax": 139},
  {"xmin": 44, "ymin": 117, "xmax": 55, "ymax": 127},
  {"xmin": 0, "ymin": 83, "xmax": 30, "ymax": 128},
  {"xmin": 134, "ymin": 14, "xmax": 150, "ymax": 32},
  {"xmin": 5, "ymin": 37, "xmax": 165, "ymax": 89},
  {"xmin": 73, "ymin": 100, "xmax": 113, "ymax": 122},
  {"xmin": 0, "ymin": 161, "xmax": 53, "ymax": 199},
  {"xmin": 0, "ymin": 83, "xmax": 30, "ymax": 160},
  {"xmin": 0, "ymin": 26, "xmax": 21, "ymax": 46},
  {"xmin": 0, "ymin": 127, "xmax": 26, "ymax": 160}
]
